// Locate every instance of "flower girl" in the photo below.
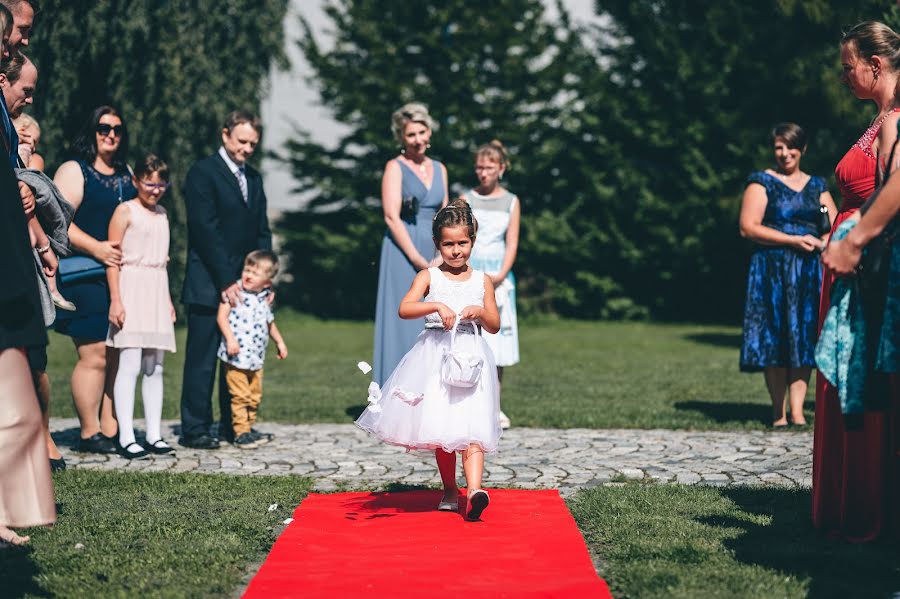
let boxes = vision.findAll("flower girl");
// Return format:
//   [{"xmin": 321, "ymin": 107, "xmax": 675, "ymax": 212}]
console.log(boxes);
[{"xmin": 356, "ymin": 198, "xmax": 502, "ymax": 520}]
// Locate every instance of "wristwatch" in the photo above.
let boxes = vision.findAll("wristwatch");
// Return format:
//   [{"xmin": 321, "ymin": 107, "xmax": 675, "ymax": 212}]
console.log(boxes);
[{"xmin": 36, "ymin": 244, "xmax": 51, "ymax": 255}]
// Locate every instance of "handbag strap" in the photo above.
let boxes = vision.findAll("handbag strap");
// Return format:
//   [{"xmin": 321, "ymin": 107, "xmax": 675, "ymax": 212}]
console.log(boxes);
[{"xmin": 448, "ymin": 313, "xmax": 481, "ymax": 348}]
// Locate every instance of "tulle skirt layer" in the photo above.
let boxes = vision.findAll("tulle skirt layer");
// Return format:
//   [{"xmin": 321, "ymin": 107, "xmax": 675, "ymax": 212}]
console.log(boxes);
[{"xmin": 356, "ymin": 328, "xmax": 502, "ymax": 453}]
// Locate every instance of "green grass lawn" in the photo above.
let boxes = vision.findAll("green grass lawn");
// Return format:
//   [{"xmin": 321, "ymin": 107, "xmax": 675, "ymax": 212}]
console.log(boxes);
[
  {"xmin": 7, "ymin": 472, "xmax": 897, "ymax": 598},
  {"xmin": 570, "ymin": 483, "xmax": 900, "ymax": 598},
  {"xmin": 45, "ymin": 311, "xmax": 802, "ymax": 430},
  {"xmin": 3, "ymin": 470, "xmax": 311, "ymax": 599}
]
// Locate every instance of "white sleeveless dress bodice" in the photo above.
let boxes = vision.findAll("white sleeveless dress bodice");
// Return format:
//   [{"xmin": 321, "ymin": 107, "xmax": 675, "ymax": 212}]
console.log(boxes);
[{"xmin": 423, "ymin": 267, "xmax": 485, "ymax": 329}]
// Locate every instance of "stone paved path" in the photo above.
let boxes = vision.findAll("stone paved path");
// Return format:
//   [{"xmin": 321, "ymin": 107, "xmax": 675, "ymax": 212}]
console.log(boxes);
[{"xmin": 50, "ymin": 418, "xmax": 812, "ymax": 495}]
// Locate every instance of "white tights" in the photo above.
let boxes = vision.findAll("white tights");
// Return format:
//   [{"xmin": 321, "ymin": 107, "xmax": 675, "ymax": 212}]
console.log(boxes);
[{"xmin": 114, "ymin": 348, "xmax": 165, "ymax": 452}]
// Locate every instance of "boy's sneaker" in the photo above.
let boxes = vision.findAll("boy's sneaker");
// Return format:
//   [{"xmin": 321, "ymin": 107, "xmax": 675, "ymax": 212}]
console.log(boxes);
[
  {"xmin": 249, "ymin": 429, "xmax": 274, "ymax": 445},
  {"xmin": 234, "ymin": 433, "xmax": 259, "ymax": 449}
]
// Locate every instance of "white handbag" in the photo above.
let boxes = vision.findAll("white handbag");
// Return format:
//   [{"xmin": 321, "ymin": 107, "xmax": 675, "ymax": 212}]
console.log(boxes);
[{"xmin": 440, "ymin": 316, "xmax": 484, "ymax": 388}]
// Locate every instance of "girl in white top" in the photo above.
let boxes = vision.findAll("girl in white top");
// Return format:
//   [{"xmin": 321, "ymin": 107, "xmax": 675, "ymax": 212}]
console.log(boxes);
[
  {"xmin": 464, "ymin": 140, "xmax": 520, "ymax": 429},
  {"xmin": 356, "ymin": 198, "xmax": 502, "ymax": 520},
  {"xmin": 106, "ymin": 155, "xmax": 177, "ymax": 459}
]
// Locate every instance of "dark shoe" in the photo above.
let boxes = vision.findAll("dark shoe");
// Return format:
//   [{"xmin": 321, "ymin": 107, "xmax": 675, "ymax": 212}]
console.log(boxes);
[
  {"xmin": 49, "ymin": 457, "xmax": 66, "ymax": 472},
  {"xmin": 120, "ymin": 442, "xmax": 149, "ymax": 460},
  {"xmin": 466, "ymin": 489, "xmax": 490, "ymax": 521},
  {"xmin": 144, "ymin": 439, "xmax": 175, "ymax": 455},
  {"xmin": 75, "ymin": 433, "xmax": 118, "ymax": 454},
  {"xmin": 234, "ymin": 433, "xmax": 258, "ymax": 449},
  {"xmin": 249, "ymin": 428, "xmax": 273, "ymax": 445},
  {"xmin": 179, "ymin": 434, "xmax": 221, "ymax": 449}
]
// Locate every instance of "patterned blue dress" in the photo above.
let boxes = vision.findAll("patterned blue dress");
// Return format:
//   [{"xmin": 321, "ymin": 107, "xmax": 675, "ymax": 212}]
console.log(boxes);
[
  {"xmin": 740, "ymin": 171, "xmax": 826, "ymax": 372},
  {"xmin": 55, "ymin": 160, "xmax": 137, "ymax": 341},
  {"xmin": 372, "ymin": 159, "xmax": 445, "ymax": 385}
]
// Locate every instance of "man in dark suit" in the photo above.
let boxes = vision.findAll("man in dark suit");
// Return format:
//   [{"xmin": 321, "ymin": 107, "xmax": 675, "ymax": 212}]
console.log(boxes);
[{"xmin": 180, "ymin": 110, "xmax": 272, "ymax": 449}]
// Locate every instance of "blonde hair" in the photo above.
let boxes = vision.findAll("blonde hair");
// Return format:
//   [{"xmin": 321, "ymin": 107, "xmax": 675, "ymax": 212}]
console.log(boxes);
[
  {"xmin": 842, "ymin": 21, "xmax": 900, "ymax": 71},
  {"xmin": 245, "ymin": 249, "xmax": 280, "ymax": 279},
  {"xmin": 13, "ymin": 113, "xmax": 39, "ymax": 143},
  {"xmin": 475, "ymin": 139, "xmax": 510, "ymax": 170},
  {"xmin": 390, "ymin": 102, "xmax": 435, "ymax": 143}
]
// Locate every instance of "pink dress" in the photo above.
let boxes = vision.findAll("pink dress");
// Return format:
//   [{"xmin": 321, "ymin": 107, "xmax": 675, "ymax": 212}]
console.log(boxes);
[{"xmin": 106, "ymin": 200, "xmax": 176, "ymax": 352}]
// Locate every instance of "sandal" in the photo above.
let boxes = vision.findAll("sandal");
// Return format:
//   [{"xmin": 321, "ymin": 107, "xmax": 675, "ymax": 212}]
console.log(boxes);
[
  {"xmin": 144, "ymin": 439, "xmax": 175, "ymax": 455},
  {"xmin": 437, "ymin": 492, "xmax": 459, "ymax": 512},
  {"xmin": 120, "ymin": 442, "xmax": 149, "ymax": 459}
]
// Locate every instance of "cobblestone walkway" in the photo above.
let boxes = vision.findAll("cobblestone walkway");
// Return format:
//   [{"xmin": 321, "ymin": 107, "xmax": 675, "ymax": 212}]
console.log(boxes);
[{"xmin": 50, "ymin": 418, "xmax": 812, "ymax": 495}]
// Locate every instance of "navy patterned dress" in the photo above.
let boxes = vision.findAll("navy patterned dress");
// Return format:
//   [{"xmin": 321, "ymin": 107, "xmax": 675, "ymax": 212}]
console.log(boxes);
[
  {"xmin": 740, "ymin": 171, "xmax": 826, "ymax": 372},
  {"xmin": 55, "ymin": 160, "xmax": 137, "ymax": 341}
]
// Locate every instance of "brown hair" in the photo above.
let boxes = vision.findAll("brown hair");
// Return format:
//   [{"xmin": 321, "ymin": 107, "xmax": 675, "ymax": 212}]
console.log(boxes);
[
  {"xmin": 133, "ymin": 154, "xmax": 169, "ymax": 182},
  {"xmin": 0, "ymin": 50, "xmax": 28, "ymax": 83},
  {"xmin": 0, "ymin": 5, "xmax": 11, "ymax": 41},
  {"xmin": 245, "ymin": 249, "xmax": 279, "ymax": 279},
  {"xmin": 842, "ymin": 21, "xmax": 900, "ymax": 71},
  {"xmin": 475, "ymin": 139, "xmax": 510, "ymax": 170},
  {"xmin": 432, "ymin": 197, "xmax": 478, "ymax": 242},
  {"xmin": 769, "ymin": 122, "xmax": 807, "ymax": 151},
  {"xmin": 223, "ymin": 110, "xmax": 262, "ymax": 135}
]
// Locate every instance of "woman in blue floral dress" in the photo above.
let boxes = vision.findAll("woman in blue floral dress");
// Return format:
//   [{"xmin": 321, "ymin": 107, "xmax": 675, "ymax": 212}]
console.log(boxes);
[{"xmin": 739, "ymin": 123, "xmax": 836, "ymax": 427}]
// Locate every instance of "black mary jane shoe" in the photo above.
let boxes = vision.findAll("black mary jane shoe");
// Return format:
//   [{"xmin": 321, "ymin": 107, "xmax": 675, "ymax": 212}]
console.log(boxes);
[
  {"xmin": 49, "ymin": 457, "xmax": 67, "ymax": 472},
  {"xmin": 144, "ymin": 439, "xmax": 175, "ymax": 455},
  {"xmin": 120, "ymin": 442, "xmax": 150, "ymax": 460},
  {"xmin": 75, "ymin": 433, "xmax": 118, "ymax": 454}
]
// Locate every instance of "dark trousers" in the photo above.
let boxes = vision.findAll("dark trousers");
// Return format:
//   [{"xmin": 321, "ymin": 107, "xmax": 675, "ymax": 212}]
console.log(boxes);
[{"xmin": 180, "ymin": 304, "xmax": 232, "ymax": 440}]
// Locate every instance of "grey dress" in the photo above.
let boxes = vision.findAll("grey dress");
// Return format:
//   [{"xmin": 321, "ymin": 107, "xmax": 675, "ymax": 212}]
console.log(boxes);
[{"xmin": 372, "ymin": 159, "xmax": 446, "ymax": 385}]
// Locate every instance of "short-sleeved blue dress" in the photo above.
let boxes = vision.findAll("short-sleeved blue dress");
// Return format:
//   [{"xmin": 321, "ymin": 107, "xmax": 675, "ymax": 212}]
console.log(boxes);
[
  {"xmin": 372, "ymin": 159, "xmax": 445, "ymax": 385},
  {"xmin": 55, "ymin": 160, "xmax": 137, "ymax": 341},
  {"xmin": 740, "ymin": 171, "xmax": 826, "ymax": 372}
]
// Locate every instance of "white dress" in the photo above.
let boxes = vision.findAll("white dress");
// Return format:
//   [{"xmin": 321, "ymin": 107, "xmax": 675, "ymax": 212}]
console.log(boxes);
[
  {"xmin": 465, "ymin": 189, "xmax": 520, "ymax": 366},
  {"xmin": 356, "ymin": 267, "xmax": 502, "ymax": 453}
]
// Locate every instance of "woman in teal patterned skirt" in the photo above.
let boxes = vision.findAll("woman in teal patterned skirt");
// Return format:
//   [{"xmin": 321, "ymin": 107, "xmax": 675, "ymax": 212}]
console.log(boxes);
[{"xmin": 464, "ymin": 140, "xmax": 520, "ymax": 429}]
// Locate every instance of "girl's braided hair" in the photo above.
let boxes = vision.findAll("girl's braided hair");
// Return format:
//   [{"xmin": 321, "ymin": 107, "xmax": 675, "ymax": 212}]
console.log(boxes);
[{"xmin": 432, "ymin": 197, "xmax": 478, "ymax": 241}]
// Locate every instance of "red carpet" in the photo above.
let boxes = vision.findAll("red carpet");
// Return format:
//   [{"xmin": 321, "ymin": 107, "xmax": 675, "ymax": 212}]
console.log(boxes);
[{"xmin": 244, "ymin": 489, "xmax": 611, "ymax": 598}]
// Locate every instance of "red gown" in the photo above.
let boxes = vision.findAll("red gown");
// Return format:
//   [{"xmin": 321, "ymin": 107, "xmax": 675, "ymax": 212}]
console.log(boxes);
[{"xmin": 812, "ymin": 111, "xmax": 900, "ymax": 542}]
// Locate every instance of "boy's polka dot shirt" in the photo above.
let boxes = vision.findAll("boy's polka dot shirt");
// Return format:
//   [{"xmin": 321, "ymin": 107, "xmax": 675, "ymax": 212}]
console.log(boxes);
[{"xmin": 217, "ymin": 285, "xmax": 274, "ymax": 371}]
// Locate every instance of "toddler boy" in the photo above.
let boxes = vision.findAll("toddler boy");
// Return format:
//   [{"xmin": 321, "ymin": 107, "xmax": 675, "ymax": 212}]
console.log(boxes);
[{"xmin": 217, "ymin": 250, "xmax": 288, "ymax": 448}]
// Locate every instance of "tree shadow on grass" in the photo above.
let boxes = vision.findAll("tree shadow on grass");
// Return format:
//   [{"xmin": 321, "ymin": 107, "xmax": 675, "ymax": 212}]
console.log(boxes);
[
  {"xmin": 0, "ymin": 546, "xmax": 49, "ymax": 598},
  {"xmin": 682, "ymin": 332, "xmax": 743, "ymax": 348},
  {"xmin": 674, "ymin": 400, "xmax": 815, "ymax": 426},
  {"xmin": 699, "ymin": 487, "xmax": 900, "ymax": 598}
]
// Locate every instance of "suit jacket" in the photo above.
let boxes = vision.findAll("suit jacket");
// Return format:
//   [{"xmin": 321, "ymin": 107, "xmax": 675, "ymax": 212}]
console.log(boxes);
[{"xmin": 181, "ymin": 152, "xmax": 272, "ymax": 307}]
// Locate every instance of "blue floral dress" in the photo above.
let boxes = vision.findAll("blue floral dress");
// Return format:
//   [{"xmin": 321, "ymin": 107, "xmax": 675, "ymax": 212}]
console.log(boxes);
[{"xmin": 740, "ymin": 171, "xmax": 826, "ymax": 372}]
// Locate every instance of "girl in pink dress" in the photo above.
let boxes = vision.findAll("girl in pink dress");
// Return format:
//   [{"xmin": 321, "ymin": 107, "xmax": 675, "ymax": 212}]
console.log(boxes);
[{"xmin": 106, "ymin": 155, "xmax": 177, "ymax": 459}]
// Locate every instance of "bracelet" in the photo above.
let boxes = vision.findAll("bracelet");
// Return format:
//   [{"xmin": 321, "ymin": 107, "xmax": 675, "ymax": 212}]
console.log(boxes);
[{"xmin": 36, "ymin": 244, "xmax": 51, "ymax": 255}]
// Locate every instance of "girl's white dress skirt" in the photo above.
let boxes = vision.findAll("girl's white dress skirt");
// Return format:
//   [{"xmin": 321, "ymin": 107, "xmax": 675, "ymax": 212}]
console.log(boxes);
[{"xmin": 356, "ymin": 326, "xmax": 502, "ymax": 453}]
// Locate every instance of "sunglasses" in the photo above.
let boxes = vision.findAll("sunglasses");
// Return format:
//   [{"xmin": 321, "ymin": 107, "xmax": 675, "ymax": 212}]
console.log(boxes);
[
  {"xmin": 96, "ymin": 124, "xmax": 124, "ymax": 137},
  {"xmin": 140, "ymin": 181, "xmax": 171, "ymax": 192}
]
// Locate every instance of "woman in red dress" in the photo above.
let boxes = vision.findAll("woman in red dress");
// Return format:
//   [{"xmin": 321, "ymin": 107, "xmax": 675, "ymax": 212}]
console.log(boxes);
[{"xmin": 813, "ymin": 20, "xmax": 900, "ymax": 542}]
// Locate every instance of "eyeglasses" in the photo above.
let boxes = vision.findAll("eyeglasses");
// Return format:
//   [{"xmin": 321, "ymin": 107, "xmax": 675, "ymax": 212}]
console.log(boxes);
[
  {"xmin": 96, "ymin": 124, "xmax": 124, "ymax": 137},
  {"xmin": 140, "ymin": 181, "xmax": 170, "ymax": 192}
]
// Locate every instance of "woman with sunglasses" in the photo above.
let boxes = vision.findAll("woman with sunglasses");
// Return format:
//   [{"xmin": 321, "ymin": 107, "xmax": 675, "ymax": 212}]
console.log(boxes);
[{"xmin": 53, "ymin": 106, "xmax": 136, "ymax": 454}]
